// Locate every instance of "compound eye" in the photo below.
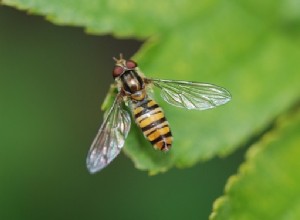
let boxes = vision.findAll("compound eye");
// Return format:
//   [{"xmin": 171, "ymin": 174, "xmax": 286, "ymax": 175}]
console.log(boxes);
[
  {"xmin": 126, "ymin": 60, "xmax": 137, "ymax": 69},
  {"xmin": 112, "ymin": 66, "xmax": 124, "ymax": 78}
]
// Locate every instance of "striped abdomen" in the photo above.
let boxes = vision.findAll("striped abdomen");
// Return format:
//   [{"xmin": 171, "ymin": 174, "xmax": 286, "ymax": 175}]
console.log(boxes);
[{"xmin": 133, "ymin": 99, "xmax": 173, "ymax": 151}]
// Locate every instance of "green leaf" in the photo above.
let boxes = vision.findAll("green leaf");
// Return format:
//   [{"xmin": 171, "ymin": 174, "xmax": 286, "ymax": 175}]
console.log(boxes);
[
  {"xmin": 3, "ymin": 0, "xmax": 300, "ymax": 173},
  {"xmin": 210, "ymin": 108, "xmax": 300, "ymax": 220}
]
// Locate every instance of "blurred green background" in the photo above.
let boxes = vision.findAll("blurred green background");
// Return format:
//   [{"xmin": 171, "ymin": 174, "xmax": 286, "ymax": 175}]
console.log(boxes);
[{"xmin": 0, "ymin": 6, "xmax": 246, "ymax": 220}]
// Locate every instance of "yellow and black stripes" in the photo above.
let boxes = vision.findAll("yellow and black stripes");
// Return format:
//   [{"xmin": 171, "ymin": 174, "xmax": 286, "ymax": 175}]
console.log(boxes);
[
  {"xmin": 133, "ymin": 99, "xmax": 173, "ymax": 151},
  {"xmin": 118, "ymin": 68, "xmax": 173, "ymax": 151}
]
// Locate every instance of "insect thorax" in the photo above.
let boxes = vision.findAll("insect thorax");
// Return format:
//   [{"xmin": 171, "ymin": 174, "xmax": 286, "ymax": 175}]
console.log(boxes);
[{"xmin": 120, "ymin": 70, "xmax": 146, "ymax": 101}]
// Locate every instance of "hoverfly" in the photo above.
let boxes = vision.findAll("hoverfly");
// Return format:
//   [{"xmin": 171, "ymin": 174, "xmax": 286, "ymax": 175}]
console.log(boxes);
[{"xmin": 86, "ymin": 54, "xmax": 231, "ymax": 173}]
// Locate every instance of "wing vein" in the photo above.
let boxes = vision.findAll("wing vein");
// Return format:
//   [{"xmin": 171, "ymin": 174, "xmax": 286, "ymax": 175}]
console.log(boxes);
[
  {"xmin": 150, "ymin": 78, "xmax": 231, "ymax": 110},
  {"xmin": 86, "ymin": 94, "xmax": 131, "ymax": 173}
]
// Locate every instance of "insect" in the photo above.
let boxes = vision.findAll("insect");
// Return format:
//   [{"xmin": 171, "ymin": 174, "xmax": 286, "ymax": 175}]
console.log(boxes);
[{"xmin": 86, "ymin": 54, "xmax": 231, "ymax": 173}]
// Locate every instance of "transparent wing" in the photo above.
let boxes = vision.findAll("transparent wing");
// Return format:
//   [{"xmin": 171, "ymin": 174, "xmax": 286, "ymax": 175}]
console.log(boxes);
[
  {"xmin": 86, "ymin": 95, "xmax": 131, "ymax": 173},
  {"xmin": 149, "ymin": 78, "xmax": 231, "ymax": 110}
]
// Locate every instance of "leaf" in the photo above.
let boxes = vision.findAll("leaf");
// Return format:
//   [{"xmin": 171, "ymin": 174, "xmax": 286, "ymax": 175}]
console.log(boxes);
[
  {"xmin": 3, "ymin": 0, "xmax": 300, "ymax": 173},
  {"xmin": 210, "ymin": 108, "xmax": 300, "ymax": 220}
]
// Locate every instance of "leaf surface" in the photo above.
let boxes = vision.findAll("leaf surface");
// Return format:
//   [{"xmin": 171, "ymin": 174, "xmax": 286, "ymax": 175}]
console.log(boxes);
[
  {"xmin": 210, "ymin": 109, "xmax": 300, "ymax": 220},
  {"xmin": 3, "ymin": 0, "xmax": 300, "ymax": 173}
]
